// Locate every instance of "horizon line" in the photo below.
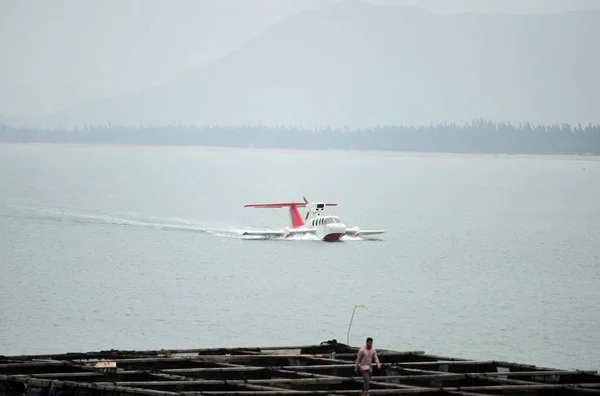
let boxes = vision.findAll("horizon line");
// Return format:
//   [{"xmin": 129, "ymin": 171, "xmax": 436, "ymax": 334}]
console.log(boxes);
[{"xmin": 2, "ymin": 119, "xmax": 600, "ymax": 131}]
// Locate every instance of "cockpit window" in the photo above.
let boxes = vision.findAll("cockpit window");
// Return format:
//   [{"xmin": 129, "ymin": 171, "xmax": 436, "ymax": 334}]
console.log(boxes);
[{"xmin": 324, "ymin": 217, "xmax": 336, "ymax": 225}]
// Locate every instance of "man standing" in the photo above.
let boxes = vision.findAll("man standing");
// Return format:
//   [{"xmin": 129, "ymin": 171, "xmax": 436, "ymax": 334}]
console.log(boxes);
[{"xmin": 354, "ymin": 337, "xmax": 381, "ymax": 396}]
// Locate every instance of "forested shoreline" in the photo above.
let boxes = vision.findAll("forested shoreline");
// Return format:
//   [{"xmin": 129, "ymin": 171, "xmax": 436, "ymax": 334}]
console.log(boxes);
[{"xmin": 1, "ymin": 120, "xmax": 599, "ymax": 155}]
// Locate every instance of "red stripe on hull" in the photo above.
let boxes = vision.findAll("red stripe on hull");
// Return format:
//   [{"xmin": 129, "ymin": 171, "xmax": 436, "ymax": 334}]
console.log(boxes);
[{"xmin": 323, "ymin": 233, "xmax": 344, "ymax": 242}]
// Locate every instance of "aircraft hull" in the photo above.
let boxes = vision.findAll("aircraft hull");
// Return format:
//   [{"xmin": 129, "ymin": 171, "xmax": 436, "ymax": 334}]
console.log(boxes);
[
  {"xmin": 323, "ymin": 232, "xmax": 344, "ymax": 242},
  {"xmin": 242, "ymin": 198, "xmax": 385, "ymax": 241}
]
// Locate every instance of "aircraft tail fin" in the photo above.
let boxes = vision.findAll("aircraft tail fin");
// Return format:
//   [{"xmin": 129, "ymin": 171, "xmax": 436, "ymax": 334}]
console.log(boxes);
[{"xmin": 289, "ymin": 205, "xmax": 304, "ymax": 228}]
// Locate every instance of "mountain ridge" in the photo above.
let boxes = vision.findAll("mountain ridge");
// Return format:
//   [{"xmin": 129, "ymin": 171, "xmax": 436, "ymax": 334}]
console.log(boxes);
[
  {"xmin": 6, "ymin": 1, "xmax": 600, "ymax": 129},
  {"xmin": 2, "ymin": 120, "xmax": 599, "ymax": 156}
]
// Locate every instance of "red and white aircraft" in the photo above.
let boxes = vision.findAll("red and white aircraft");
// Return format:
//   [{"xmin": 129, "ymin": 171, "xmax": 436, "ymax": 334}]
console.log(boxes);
[{"xmin": 241, "ymin": 197, "xmax": 385, "ymax": 241}]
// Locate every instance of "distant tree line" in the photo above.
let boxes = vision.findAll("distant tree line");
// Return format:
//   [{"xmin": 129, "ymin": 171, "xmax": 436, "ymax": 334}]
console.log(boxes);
[{"xmin": 1, "ymin": 119, "xmax": 599, "ymax": 155}]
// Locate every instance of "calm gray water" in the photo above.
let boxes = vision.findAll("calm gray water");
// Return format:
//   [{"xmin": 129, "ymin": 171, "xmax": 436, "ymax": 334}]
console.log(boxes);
[{"xmin": 1, "ymin": 143, "xmax": 599, "ymax": 370}]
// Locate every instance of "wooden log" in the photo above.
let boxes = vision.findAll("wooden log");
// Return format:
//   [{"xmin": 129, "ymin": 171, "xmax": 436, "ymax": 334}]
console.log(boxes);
[
  {"xmin": 280, "ymin": 361, "xmax": 596, "ymax": 376},
  {"xmin": 280, "ymin": 363, "xmax": 371, "ymax": 370},
  {"xmin": 69, "ymin": 354, "xmax": 328, "ymax": 365},
  {"xmin": 176, "ymin": 386, "xmax": 600, "ymax": 396},
  {"xmin": 474, "ymin": 376, "xmax": 540, "ymax": 386},
  {"xmin": 0, "ymin": 362, "xmax": 71, "ymax": 369},
  {"xmin": 385, "ymin": 367, "xmax": 598, "ymax": 379},
  {"xmin": 331, "ymin": 352, "xmax": 425, "ymax": 358},
  {"xmin": 398, "ymin": 360, "xmax": 494, "ymax": 367},
  {"xmin": 99, "ymin": 373, "xmax": 600, "ymax": 392},
  {"xmin": 361, "ymin": 370, "xmax": 599, "ymax": 382},
  {"xmin": 210, "ymin": 362, "xmax": 262, "ymax": 369},
  {"xmin": 6, "ymin": 367, "xmax": 597, "ymax": 384},
  {"xmin": 575, "ymin": 390, "xmax": 600, "ymax": 395},
  {"xmin": 274, "ymin": 369, "xmax": 427, "ymax": 390},
  {"xmin": 177, "ymin": 389, "xmax": 459, "ymax": 395},
  {"xmin": 416, "ymin": 354, "xmax": 471, "ymax": 362},
  {"xmin": 2, "ymin": 345, "xmax": 325, "ymax": 361},
  {"xmin": 368, "ymin": 372, "xmax": 538, "ymax": 386},
  {"xmin": 477, "ymin": 370, "xmax": 598, "ymax": 377},
  {"xmin": 362, "ymin": 373, "xmax": 525, "ymax": 387},
  {"xmin": 103, "ymin": 375, "xmax": 560, "ymax": 388},
  {"xmin": 73, "ymin": 382, "xmax": 180, "ymax": 396},
  {"xmin": 241, "ymin": 384, "xmax": 300, "ymax": 392},
  {"xmin": 149, "ymin": 372, "xmax": 197, "ymax": 381},
  {"xmin": 491, "ymin": 360, "xmax": 563, "ymax": 372},
  {"xmin": 376, "ymin": 359, "xmax": 554, "ymax": 374},
  {"xmin": 442, "ymin": 383, "xmax": 600, "ymax": 391},
  {"xmin": 279, "ymin": 360, "xmax": 490, "ymax": 371},
  {"xmin": 371, "ymin": 374, "xmax": 466, "ymax": 382},
  {"xmin": 93, "ymin": 377, "xmax": 423, "ymax": 392},
  {"xmin": 162, "ymin": 367, "xmax": 266, "ymax": 374},
  {"xmin": 183, "ymin": 392, "xmax": 315, "ymax": 395},
  {"xmin": 445, "ymin": 392, "xmax": 495, "ymax": 396},
  {"xmin": 291, "ymin": 357, "xmax": 349, "ymax": 365},
  {"xmin": 31, "ymin": 370, "xmax": 147, "ymax": 378},
  {"xmin": 0, "ymin": 375, "xmax": 180, "ymax": 396},
  {"xmin": 94, "ymin": 377, "xmax": 360, "ymax": 386}
]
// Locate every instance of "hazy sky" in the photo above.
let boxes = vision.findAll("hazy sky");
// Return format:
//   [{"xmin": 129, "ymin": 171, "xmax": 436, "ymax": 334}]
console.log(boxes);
[{"xmin": 1, "ymin": 0, "xmax": 599, "ymax": 117}]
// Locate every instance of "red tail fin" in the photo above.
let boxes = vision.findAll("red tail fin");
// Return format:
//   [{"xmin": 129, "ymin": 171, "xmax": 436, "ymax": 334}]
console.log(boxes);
[{"xmin": 289, "ymin": 205, "xmax": 304, "ymax": 228}]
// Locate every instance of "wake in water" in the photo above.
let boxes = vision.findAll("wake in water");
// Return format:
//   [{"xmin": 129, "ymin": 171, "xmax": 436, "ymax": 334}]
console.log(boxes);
[
  {"xmin": 3, "ymin": 205, "xmax": 245, "ymax": 239},
  {"xmin": 2, "ymin": 204, "xmax": 376, "ymax": 242}
]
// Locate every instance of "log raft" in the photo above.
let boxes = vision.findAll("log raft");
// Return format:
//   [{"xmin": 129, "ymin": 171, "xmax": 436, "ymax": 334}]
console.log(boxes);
[{"xmin": 1, "ymin": 341, "xmax": 598, "ymax": 396}]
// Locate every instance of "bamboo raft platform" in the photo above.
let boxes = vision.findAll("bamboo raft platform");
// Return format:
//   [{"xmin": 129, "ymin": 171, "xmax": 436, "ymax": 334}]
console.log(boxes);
[{"xmin": 1, "ymin": 341, "xmax": 599, "ymax": 396}]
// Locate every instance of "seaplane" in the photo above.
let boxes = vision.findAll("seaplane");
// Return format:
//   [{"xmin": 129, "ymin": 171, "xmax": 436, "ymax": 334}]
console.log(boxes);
[{"xmin": 241, "ymin": 197, "xmax": 386, "ymax": 242}]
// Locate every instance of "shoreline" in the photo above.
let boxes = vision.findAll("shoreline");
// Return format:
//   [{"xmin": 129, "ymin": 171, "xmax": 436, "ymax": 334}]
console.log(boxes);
[{"xmin": 1, "ymin": 141, "xmax": 599, "ymax": 161}]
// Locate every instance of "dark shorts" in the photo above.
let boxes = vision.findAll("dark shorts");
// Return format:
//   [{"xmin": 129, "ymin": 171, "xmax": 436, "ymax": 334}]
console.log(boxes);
[{"xmin": 360, "ymin": 369, "xmax": 371, "ymax": 392}]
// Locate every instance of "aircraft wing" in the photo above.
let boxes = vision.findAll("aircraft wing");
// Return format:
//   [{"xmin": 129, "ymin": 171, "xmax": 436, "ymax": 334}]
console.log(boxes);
[
  {"xmin": 345, "ymin": 227, "xmax": 386, "ymax": 237},
  {"xmin": 242, "ymin": 228, "xmax": 316, "ymax": 238},
  {"xmin": 242, "ymin": 230, "xmax": 287, "ymax": 237},
  {"xmin": 356, "ymin": 229, "xmax": 386, "ymax": 236},
  {"xmin": 289, "ymin": 228, "xmax": 315, "ymax": 234}
]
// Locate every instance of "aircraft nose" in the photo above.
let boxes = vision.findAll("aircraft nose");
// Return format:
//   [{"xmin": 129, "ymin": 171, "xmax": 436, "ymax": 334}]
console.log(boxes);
[{"xmin": 329, "ymin": 223, "xmax": 345, "ymax": 233}]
